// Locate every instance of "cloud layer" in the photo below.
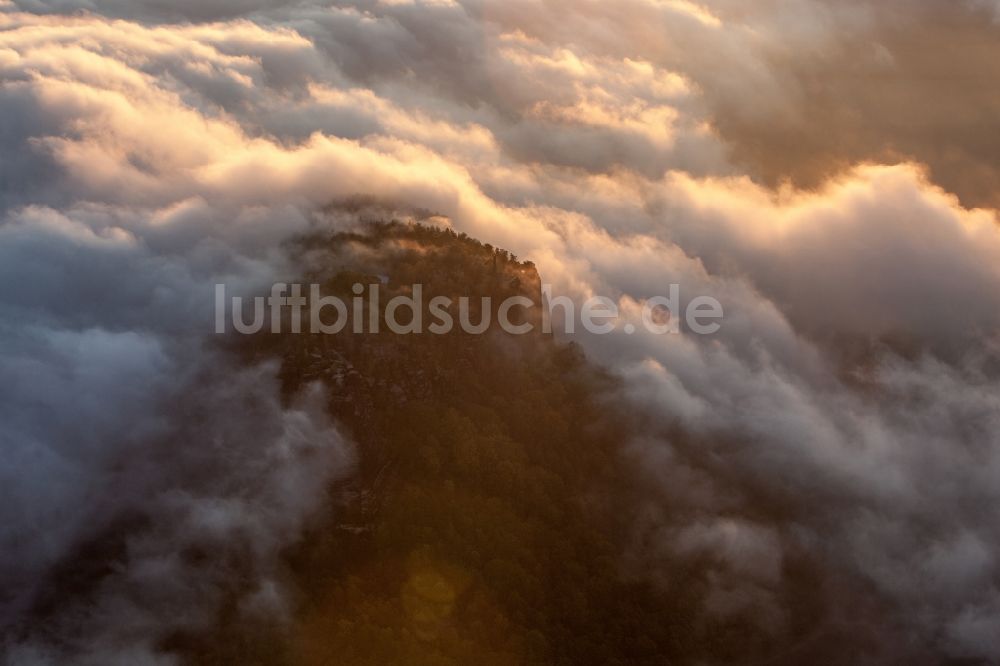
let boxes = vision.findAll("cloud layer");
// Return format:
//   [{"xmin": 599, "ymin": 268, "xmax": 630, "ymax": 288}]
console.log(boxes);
[{"xmin": 1, "ymin": 1, "xmax": 999, "ymax": 662}]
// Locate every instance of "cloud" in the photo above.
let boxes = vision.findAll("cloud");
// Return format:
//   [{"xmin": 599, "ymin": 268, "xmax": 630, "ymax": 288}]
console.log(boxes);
[
  {"xmin": 0, "ymin": 15, "xmax": 355, "ymax": 662},
  {"xmin": 1, "ymin": 2, "xmax": 999, "ymax": 662},
  {"xmin": 0, "ymin": 207, "xmax": 355, "ymax": 661}
]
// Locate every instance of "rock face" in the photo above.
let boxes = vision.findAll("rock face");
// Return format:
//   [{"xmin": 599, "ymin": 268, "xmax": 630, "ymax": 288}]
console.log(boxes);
[
  {"xmin": 277, "ymin": 221, "xmax": 548, "ymax": 421},
  {"xmin": 272, "ymin": 222, "xmax": 567, "ymax": 527}
]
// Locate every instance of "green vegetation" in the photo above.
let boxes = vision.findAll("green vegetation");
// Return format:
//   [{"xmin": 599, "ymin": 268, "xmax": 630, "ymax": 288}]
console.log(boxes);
[
  {"xmin": 205, "ymin": 222, "xmax": 810, "ymax": 665},
  {"xmin": 272, "ymin": 223, "xmax": 686, "ymax": 665}
]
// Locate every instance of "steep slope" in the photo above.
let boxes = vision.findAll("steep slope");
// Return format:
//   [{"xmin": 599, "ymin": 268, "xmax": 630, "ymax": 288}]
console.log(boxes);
[{"xmin": 194, "ymin": 222, "xmax": 826, "ymax": 665}]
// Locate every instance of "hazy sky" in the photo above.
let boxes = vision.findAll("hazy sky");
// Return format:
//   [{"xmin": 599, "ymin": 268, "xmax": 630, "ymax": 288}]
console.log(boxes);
[{"xmin": 1, "ymin": 1, "xmax": 999, "ymax": 663}]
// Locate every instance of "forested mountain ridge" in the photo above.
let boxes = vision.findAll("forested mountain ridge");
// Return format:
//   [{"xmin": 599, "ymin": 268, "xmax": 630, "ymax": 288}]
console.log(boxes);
[
  {"xmin": 222, "ymin": 222, "xmax": 677, "ymax": 664},
  {"xmin": 203, "ymin": 222, "xmax": 827, "ymax": 665}
]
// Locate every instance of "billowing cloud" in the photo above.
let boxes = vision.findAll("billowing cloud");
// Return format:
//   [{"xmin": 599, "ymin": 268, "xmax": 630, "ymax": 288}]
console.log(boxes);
[
  {"xmin": 0, "ymin": 14, "xmax": 355, "ymax": 662},
  {"xmin": 1, "ymin": 1, "xmax": 999, "ymax": 663}
]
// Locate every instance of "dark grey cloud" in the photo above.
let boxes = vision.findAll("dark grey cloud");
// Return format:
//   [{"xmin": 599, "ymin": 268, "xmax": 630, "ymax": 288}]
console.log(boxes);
[
  {"xmin": 0, "ymin": 207, "xmax": 354, "ymax": 662},
  {"xmin": 7, "ymin": 0, "xmax": 289, "ymax": 22},
  {"xmin": 702, "ymin": 0, "xmax": 1000, "ymax": 210},
  {"xmin": 0, "ymin": 17, "xmax": 354, "ymax": 661}
]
